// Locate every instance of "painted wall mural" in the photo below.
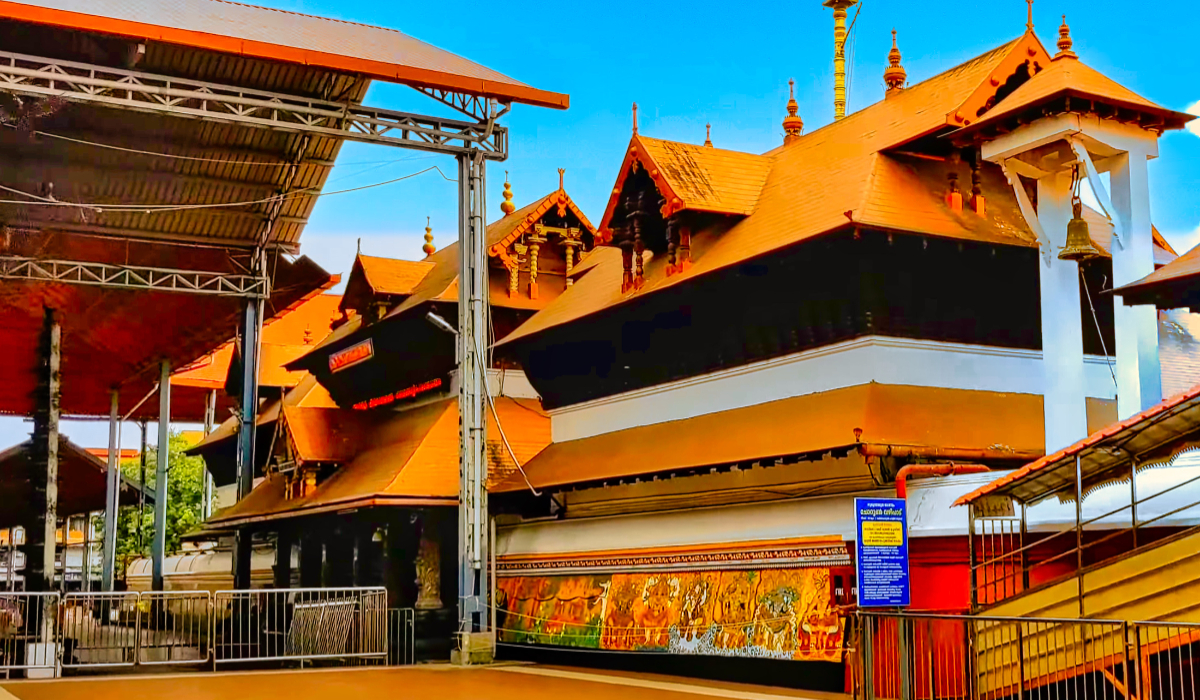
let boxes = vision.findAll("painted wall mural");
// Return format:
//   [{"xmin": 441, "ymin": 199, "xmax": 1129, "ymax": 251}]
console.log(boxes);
[{"xmin": 496, "ymin": 567, "xmax": 844, "ymax": 661}]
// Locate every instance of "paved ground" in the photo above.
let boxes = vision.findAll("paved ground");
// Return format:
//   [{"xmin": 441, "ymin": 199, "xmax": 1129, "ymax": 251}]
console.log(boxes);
[{"xmin": 1, "ymin": 665, "xmax": 848, "ymax": 700}]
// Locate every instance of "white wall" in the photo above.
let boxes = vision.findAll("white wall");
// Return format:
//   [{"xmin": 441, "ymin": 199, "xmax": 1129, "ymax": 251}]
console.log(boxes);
[{"xmin": 551, "ymin": 336, "xmax": 1118, "ymax": 443}]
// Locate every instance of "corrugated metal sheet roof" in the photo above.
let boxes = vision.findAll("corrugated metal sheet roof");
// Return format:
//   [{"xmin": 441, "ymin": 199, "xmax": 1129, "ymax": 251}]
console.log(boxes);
[{"xmin": 0, "ymin": 0, "xmax": 567, "ymax": 107}]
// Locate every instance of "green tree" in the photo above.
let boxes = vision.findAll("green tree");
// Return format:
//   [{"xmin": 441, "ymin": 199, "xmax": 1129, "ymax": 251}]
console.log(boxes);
[{"xmin": 116, "ymin": 432, "xmax": 210, "ymax": 562}]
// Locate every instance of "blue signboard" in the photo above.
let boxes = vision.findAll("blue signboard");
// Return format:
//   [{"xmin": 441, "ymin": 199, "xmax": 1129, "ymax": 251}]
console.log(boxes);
[{"xmin": 855, "ymin": 497, "xmax": 910, "ymax": 607}]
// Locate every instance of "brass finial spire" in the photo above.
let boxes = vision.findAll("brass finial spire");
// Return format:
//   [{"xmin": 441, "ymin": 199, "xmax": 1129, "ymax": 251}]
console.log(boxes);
[
  {"xmin": 782, "ymin": 78, "xmax": 804, "ymax": 145},
  {"xmin": 825, "ymin": 0, "xmax": 859, "ymax": 121},
  {"xmin": 500, "ymin": 171, "xmax": 515, "ymax": 215},
  {"xmin": 884, "ymin": 29, "xmax": 907, "ymax": 94},
  {"xmin": 558, "ymin": 167, "xmax": 565, "ymax": 190},
  {"xmin": 1054, "ymin": 15, "xmax": 1076, "ymax": 59},
  {"xmin": 632, "ymin": 102, "xmax": 638, "ymax": 135},
  {"xmin": 704, "ymin": 123, "xmax": 712, "ymax": 148},
  {"xmin": 422, "ymin": 216, "xmax": 435, "ymax": 256},
  {"xmin": 1026, "ymin": 0, "xmax": 1034, "ymax": 32}
]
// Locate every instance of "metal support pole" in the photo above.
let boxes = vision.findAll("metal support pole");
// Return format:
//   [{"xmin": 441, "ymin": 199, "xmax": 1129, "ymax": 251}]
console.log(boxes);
[
  {"xmin": 1130, "ymin": 458, "xmax": 1139, "ymax": 549},
  {"xmin": 152, "ymin": 359, "xmax": 171, "ymax": 592},
  {"xmin": 968, "ymin": 504, "xmax": 978, "ymax": 611},
  {"xmin": 101, "ymin": 389, "xmax": 119, "ymax": 591},
  {"xmin": 235, "ymin": 294, "xmax": 263, "ymax": 589},
  {"xmin": 25, "ymin": 307, "xmax": 60, "ymax": 599},
  {"xmin": 456, "ymin": 150, "xmax": 490, "ymax": 645},
  {"xmin": 202, "ymin": 389, "xmax": 216, "ymax": 520},
  {"xmin": 1019, "ymin": 501, "xmax": 1029, "ymax": 592},
  {"xmin": 1074, "ymin": 453, "xmax": 1085, "ymax": 616},
  {"xmin": 138, "ymin": 421, "xmax": 147, "ymax": 552},
  {"xmin": 898, "ymin": 615, "xmax": 911, "ymax": 700}
]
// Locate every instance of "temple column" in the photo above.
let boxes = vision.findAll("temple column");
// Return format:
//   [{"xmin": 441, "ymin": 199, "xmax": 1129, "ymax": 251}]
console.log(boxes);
[
  {"xmin": 1037, "ymin": 171, "xmax": 1089, "ymax": 451},
  {"xmin": 274, "ymin": 526, "xmax": 293, "ymax": 589},
  {"xmin": 299, "ymin": 530, "xmax": 323, "ymax": 588},
  {"xmin": 24, "ymin": 307, "xmax": 61, "ymax": 597},
  {"xmin": 1110, "ymin": 148, "xmax": 1161, "ymax": 416}
]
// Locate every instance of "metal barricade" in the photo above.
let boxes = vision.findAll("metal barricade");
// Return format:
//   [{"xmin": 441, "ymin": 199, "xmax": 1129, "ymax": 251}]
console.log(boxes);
[
  {"xmin": 59, "ymin": 591, "xmax": 139, "ymax": 669},
  {"xmin": 0, "ymin": 591, "xmax": 59, "ymax": 677},
  {"xmin": 212, "ymin": 587, "xmax": 387, "ymax": 665},
  {"xmin": 387, "ymin": 608, "xmax": 415, "ymax": 666},
  {"xmin": 137, "ymin": 591, "xmax": 211, "ymax": 666}
]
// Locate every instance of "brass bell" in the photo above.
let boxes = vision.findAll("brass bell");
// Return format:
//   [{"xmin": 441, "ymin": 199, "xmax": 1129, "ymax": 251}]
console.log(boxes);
[{"xmin": 1058, "ymin": 195, "xmax": 1103, "ymax": 263}]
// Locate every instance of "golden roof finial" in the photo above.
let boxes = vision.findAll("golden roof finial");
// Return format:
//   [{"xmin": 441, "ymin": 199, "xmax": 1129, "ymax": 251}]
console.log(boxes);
[
  {"xmin": 884, "ymin": 29, "xmax": 907, "ymax": 93},
  {"xmin": 704, "ymin": 123, "xmax": 712, "ymax": 148},
  {"xmin": 558, "ymin": 167, "xmax": 566, "ymax": 190},
  {"xmin": 422, "ymin": 216, "xmax": 435, "ymax": 256},
  {"xmin": 632, "ymin": 102, "xmax": 638, "ymax": 135},
  {"xmin": 1026, "ymin": 0, "xmax": 1034, "ymax": 32},
  {"xmin": 1054, "ymin": 14, "xmax": 1076, "ymax": 59},
  {"xmin": 782, "ymin": 79, "xmax": 803, "ymax": 145},
  {"xmin": 500, "ymin": 171, "xmax": 515, "ymax": 215}
]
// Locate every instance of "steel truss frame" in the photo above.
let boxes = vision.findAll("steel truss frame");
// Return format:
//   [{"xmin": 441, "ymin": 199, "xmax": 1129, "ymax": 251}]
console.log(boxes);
[
  {"xmin": 0, "ymin": 255, "xmax": 269, "ymax": 297},
  {"xmin": 0, "ymin": 46, "xmax": 508, "ymax": 642},
  {"xmin": 0, "ymin": 49, "xmax": 507, "ymax": 158}
]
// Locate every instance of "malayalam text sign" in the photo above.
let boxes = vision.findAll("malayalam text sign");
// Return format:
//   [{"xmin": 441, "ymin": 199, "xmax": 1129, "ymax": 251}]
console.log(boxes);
[{"xmin": 855, "ymin": 497, "xmax": 910, "ymax": 607}]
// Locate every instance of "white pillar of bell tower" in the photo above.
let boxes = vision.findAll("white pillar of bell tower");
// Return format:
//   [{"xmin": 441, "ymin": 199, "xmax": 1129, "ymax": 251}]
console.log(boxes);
[{"xmin": 984, "ymin": 114, "xmax": 1163, "ymax": 449}]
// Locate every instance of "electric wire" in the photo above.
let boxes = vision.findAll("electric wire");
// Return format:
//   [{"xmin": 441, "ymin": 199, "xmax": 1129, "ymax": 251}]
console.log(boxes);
[{"xmin": 0, "ymin": 164, "xmax": 456, "ymax": 212}]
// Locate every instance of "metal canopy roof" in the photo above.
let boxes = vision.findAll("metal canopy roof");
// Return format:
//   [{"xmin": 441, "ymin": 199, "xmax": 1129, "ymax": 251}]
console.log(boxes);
[{"xmin": 0, "ymin": 0, "xmax": 569, "ymax": 109}]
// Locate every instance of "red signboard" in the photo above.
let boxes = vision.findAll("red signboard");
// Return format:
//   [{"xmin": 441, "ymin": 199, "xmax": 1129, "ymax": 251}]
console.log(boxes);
[
  {"xmin": 352, "ymin": 378, "xmax": 444, "ymax": 410},
  {"xmin": 328, "ymin": 339, "xmax": 373, "ymax": 373}
]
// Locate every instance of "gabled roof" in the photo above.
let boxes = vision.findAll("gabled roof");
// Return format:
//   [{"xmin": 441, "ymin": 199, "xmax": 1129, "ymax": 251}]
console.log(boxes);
[
  {"xmin": 187, "ymin": 372, "xmax": 337, "ymax": 456},
  {"xmin": 597, "ymin": 136, "xmax": 774, "ymax": 240},
  {"xmin": 208, "ymin": 397, "xmax": 548, "ymax": 526},
  {"xmin": 1116, "ymin": 243, "xmax": 1200, "ymax": 308},
  {"xmin": 955, "ymin": 56, "xmax": 1194, "ymax": 137},
  {"xmin": 340, "ymin": 254, "xmax": 435, "ymax": 314},
  {"xmin": 4, "ymin": 0, "xmax": 569, "ymax": 108}
]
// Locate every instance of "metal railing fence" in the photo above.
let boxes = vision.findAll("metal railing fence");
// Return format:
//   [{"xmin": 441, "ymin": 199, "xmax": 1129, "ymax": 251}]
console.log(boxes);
[
  {"xmin": 0, "ymin": 592, "xmax": 59, "ymax": 676},
  {"xmin": 2, "ymin": 588, "xmax": 409, "ymax": 677},
  {"xmin": 212, "ymin": 587, "xmax": 387, "ymax": 665},
  {"xmin": 857, "ymin": 611, "xmax": 1200, "ymax": 700}
]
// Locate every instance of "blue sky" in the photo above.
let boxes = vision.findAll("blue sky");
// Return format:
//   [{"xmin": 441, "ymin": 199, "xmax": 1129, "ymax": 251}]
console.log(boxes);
[{"xmin": 1, "ymin": 0, "xmax": 1198, "ymax": 450}]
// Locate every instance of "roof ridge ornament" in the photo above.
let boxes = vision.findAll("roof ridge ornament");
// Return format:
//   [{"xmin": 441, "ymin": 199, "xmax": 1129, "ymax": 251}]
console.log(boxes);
[
  {"xmin": 1026, "ymin": 0, "xmax": 1034, "ymax": 33},
  {"xmin": 783, "ymin": 79, "xmax": 804, "ymax": 145},
  {"xmin": 501, "ymin": 171, "xmax": 516, "ymax": 215},
  {"xmin": 704, "ymin": 123, "xmax": 713, "ymax": 148},
  {"xmin": 422, "ymin": 216, "xmax": 435, "ymax": 256},
  {"xmin": 632, "ymin": 102, "xmax": 638, "ymax": 135},
  {"xmin": 1054, "ymin": 15, "xmax": 1077, "ymax": 59},
  {"xmin": 884, "ymin": 29, "xmax": 907, "ymax": 94},
  {"xmin": 558, "ymin": 167, "xmax": 566, "ymax": 190}
]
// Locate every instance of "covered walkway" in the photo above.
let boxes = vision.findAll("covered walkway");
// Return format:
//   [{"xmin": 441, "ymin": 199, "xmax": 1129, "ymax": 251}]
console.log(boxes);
[{"xmin": 0, "ymin": 666, "xmax": 845, "ymax": 700}]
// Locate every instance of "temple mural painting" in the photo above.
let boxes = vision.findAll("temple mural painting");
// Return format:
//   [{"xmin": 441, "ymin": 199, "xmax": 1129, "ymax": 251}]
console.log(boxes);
[{"xmin": 495, "ymin": 566, "xmax": 843, "ymax": 661}]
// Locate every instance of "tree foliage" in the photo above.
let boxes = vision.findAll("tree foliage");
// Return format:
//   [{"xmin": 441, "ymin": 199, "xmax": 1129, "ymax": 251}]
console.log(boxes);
[{"xmin": 116, "ymin": 432, "xmax": 209, "ymax": 562}]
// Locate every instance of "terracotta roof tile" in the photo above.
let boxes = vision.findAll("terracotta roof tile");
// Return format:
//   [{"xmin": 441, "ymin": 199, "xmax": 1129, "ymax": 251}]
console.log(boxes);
[
  {"xmin": 355, "ymin": 255, "xmax": 435, "ymax": 296},
  {"xmin": 282, "ymin": 405, "xmax": 369, "ymax": 463},
  {"xmin": 209, "ymin": 397, "xmax": 548, "ymax": 525},
  {"xmin": 187, "ymin": 373, "xmax": 337, "ymax": 455},
  {"xmin": 1117, "ymin": 242, "xmax": 1200, "ymax": 302},
  {"xmin": 956, "ymin": 57, "xmax": 1194, "ymax": 136},
  {"xmin": 494, "ymin": 384, "xmax": 1058, "ymax": 492}
]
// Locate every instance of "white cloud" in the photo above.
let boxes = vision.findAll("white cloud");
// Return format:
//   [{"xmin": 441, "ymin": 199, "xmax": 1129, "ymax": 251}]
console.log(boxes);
[
  {"xmin": 1168, "ymin": 223, "xmax": 1200, "ymax": 254},
  {"xmin": 1188, "ymin": 100, "xmax": 1200, "ymax": 138}
]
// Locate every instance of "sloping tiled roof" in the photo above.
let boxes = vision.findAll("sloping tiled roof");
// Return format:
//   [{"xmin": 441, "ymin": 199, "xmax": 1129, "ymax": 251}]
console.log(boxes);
[
  {"xmin": 357, "ymin": 255, "xmax": 435, "ymax": 296},
  {"xmin": 282, "ymin": 405, "xmax": 371, "ymax": 463},
  {"xmin": 493, "ymin": 384, "xmax": 1095, "ymax": 493},
  {"xmin": 1116, "ymin": 243, "xmax": 1200, "ymax": 306},
  {"xmin": 208, "ymin": 397, "xmax": 548, "ymax": 526},
  {"xmin": 174, "ymin": 293, "xmax": 342, "ymax": 389},
  {"xmin": 187, "ymin": 372, "xmax": 337, "ymax": 455},
  {"xmin": 4, "ymin": 0, "xmax": 569, "ymax": 108},
  {"xmin": 956, "ymin": 56, "xmax": 1194, "ymax": 136}
]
